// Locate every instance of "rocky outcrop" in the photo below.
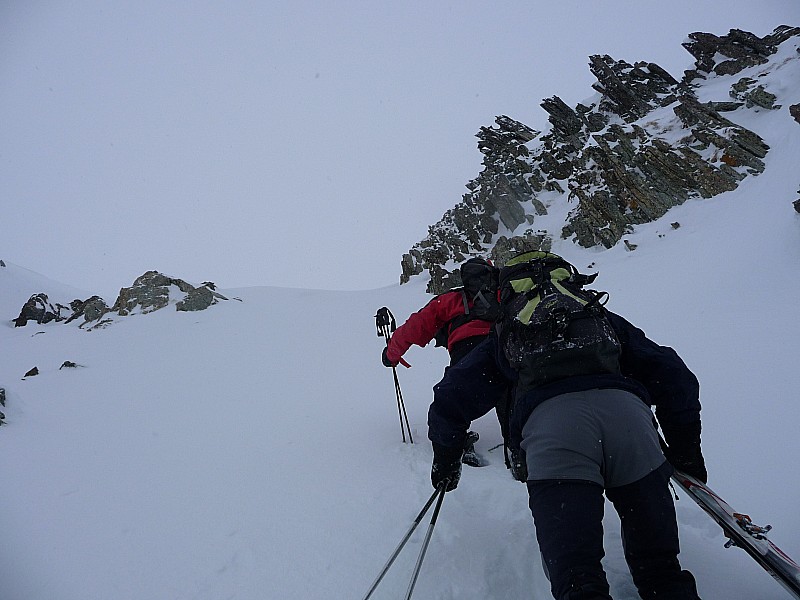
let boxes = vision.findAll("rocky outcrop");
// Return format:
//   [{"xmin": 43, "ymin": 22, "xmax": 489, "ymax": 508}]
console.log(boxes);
[
  {"xmin": 791, "ymin": 104, "xmax": 800, "ymax": 125},
  {"xmin": 682, "ymin": 26, "xmax": 799, "ymax": 79},
  {"xmin": 401, "ymin": 26, "xmax": 797, "ymax": 293},
  {"xmin": 562, "ymin": 94, "xmax": 768, "ymax": 248},
  {"xmin": 400, "ymin": 115, "xmax": 543, "ymax": 292},
  {"xmin": 111, "ymin": 271, "xmax": 227, "ymax": 316},
  {"xmin": 11, "ymin": 271, "xmax": 228, "ymax": 329},
  {"xmin": 683, "ymin": 29, "xmax": 780, "ymax": 78},
  {"xmin": 65, "ymin": 296, "xmax": 109, "ymax": 326},
  {"xmin": 13, "ymin": 293, "xmax": 71, "ymax": 327}
]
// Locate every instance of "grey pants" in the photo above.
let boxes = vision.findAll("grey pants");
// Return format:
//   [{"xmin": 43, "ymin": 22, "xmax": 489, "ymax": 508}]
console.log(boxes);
[{"xmin": 521, "ymin": 388, "xmax": 666, "ymax": 487}]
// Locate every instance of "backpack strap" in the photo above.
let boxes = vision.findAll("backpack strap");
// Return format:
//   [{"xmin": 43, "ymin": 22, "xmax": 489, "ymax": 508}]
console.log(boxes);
[
  {"xmin": 433, "ymin": 290, "xmax": 469, "ymax": 348},
  {"xmin": 433, "ymin": 289, "xmax": 500, "ymax": 348}
]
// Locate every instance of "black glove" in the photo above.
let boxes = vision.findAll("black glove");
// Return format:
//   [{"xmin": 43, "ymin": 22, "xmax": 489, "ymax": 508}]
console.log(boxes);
[
  {"xmin": 663, "ymin": 421, "xmax": 707, "ymax": 483},
  {"xmin": 381, "ymin": 347, "xmax": 397, "ymax": 368},
  {"xmin": 431, "ymin": 442, "xmax": 464, "ymax": 491},
  {"xmin": 509, "ymin": 447, "xmax": 528, "ymax": 482}
]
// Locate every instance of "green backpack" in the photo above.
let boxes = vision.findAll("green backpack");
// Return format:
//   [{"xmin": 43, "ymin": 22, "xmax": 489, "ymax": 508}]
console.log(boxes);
[{"xmin": 497, "ymin": 251, "xmax": 621, "ymax": 394}]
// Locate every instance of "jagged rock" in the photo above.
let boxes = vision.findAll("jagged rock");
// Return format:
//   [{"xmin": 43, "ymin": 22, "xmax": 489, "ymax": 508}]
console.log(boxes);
[
  {"xmin": 59, "ymin": 361, "xmax": 78, "ymax": 369},
  {"xmin": 561, "ymin": 96, "xmax": 768, "ymax": 248},
  {"xmin": 0, "ymin": 387, "xmax": 5, "ymax": 407},
  {"xmin": 790, "ymin": 104, "xmax": 800, "ymax": 125},
  {"xmin": 0, "ymin": 260, "xmax": 5, "ymax": 267},
  {"xmin": 400, "ymin": 251, "xmax": 423, "ymax": 284},
  {"xmin": 683, "ymin": 26, "xmax": 800, "ymax": 81},
  {"xmin": 65, "ymin": 296, "xmax": 109, "ymax": 325},
  {"xmin": 23, "ymin": 367, "xmax": 39, "ymax": 378},
  {"xmin": 13, "ymin": 293, "xmax": 71, "ymax": 327},
  {"xmin": 793, "ymin": 199, "xmax": 800, "ymax": 213},
  {"xmin": 400, "ymin": 115, "xmax": 542, "ymax": 290},
  {"xmin": 704, "ymin": 101, "xmax": 744, "ymax": 112},
  {"xmin": 176, "ymin": 285, "xmax": 220, "ymax": 312},
  {"xmin": 671, "ymin": 222, "xmax": 681, "ymax": 229},
  {"xmin": 113, "ymin": 271, "xmax": 189, "ymax": 315},
  {"xmin": 489, "ymin": 234, "xmax": 552, "ymax": 268},
  {"xmin": 683, "ymin": 29, "xmax": 777, "ymax": 77},
  {"xmin": 730, "ymin": 78, "xmax": 778, "ymax": 109},
  {"xmin": 111, "ymin": 271, "xmax": 227, "ymax": 316},
  {"xmin": 673, "ymin": 95, "xmax": 769, "ymax": 172},
  {"xmin": 589, "ymin": 55, "xmax": 678, "ymax": 122},
  {"xmin": 541, "ymin": 96, "xmax": 585, "ymax": 150},
  {"xmin": 427, "ymin": 264, "xmax": 461, "ymax": 295}
]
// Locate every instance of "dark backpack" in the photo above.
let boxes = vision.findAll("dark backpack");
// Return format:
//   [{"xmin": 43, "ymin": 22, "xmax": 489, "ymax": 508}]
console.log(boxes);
[
  {"xmin": 433, "ymin": 258, "xmax": 501, "ymax": 348},
  {"xmin": 497, "ymin": 251, "xmax": 621, "ymax": 393}
]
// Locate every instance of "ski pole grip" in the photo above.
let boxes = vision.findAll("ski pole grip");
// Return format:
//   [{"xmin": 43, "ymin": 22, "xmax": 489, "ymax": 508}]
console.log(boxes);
[{"xmin": 375, "ymin": 307, "xmax": 397, "ymax": 337}]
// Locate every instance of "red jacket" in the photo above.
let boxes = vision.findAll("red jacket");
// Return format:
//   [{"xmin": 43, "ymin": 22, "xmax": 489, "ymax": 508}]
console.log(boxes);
[{"xmin": 385, "ymin": 290, "xmax": 492, "ymax": 364}]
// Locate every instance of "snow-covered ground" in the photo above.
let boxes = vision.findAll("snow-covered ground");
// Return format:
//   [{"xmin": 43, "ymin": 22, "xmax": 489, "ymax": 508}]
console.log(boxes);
[
  {"xmin": 2, "ymin": 185, "xmax": 800, "ymax": 600},
  {"xmin": 2, "ymin": 31, "xmax": 800, "ymax": 600}
]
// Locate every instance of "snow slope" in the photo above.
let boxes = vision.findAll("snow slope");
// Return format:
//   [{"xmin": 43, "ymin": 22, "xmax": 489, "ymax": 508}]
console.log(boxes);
[
  {"xmin": 2, "ymin": 35, "xmax": 800, "ymax": 600},
  {"xmin": 2, "ymin": 187, "xmax": 799, "ymax": 600}
]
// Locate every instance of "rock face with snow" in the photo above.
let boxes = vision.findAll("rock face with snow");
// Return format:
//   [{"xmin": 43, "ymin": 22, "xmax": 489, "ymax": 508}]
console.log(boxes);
[
  {"xmin": 791, "ymin": 104, "xmax": 800, "ymax": 125},
  {"xmin": 10, "ymin": 271, "xmax": 228, "ymax": 330},
  {"xmin": 111, "ymin": 271, "xmax": 227, "ymax": 316},
  {"xmin": 65, "ymin": 296, "xmax": 109, "ymax": 325},
  {"xmin": 402, "ymin": 26, "xmax": 799, "ymax": 294},
  {"xmin": 13, "ymin": 293, "xmax": 71, "ymax": 327}
]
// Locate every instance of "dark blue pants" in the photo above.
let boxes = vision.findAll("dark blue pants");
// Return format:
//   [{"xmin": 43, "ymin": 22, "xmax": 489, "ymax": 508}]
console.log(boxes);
[{"xmin": 527, "ymin": 462, "xmax": 700, "ymax": 599}]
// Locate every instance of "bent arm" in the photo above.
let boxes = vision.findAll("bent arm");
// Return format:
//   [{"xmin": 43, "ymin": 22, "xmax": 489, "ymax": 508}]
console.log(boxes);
[{"xmin": 428, "ymin": 335, "xmax": 510, "ymax": 447}]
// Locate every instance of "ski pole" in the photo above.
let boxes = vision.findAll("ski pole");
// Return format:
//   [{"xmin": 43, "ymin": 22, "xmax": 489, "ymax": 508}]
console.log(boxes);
[
  {"xmin": 405, "ymin": 484, "xmax": 447, "ymax": 600},
  {"xmin": 392, "ymin": 366, "xmax": 413, "ymax": 444},
  {"xmin": 375, "ymin": 307, "xmax": 414, "ymax": 444},
  {"xmin": 362, "ymin": 486, "xmax": 443, "ymax": 600}
]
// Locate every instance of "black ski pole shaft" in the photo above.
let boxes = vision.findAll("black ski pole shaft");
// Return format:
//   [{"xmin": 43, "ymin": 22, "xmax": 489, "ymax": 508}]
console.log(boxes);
[
  {"xmin": 405, "ymin": 484, "xmax": 447, "ymax": 600},
  {"xmin": 393, "ymin": 367, "xmax": 414, "ymax": 444},
  {"xmin": 361, "ymin": 487, "xmax": 442, "ymax": 600},
  {"xmin": 394, "ymin": 367, "xmax": 408, "ymax": 443},
  {"xmin": 376, "ymin": 306, "xmax": 413, "ymax": 443}
]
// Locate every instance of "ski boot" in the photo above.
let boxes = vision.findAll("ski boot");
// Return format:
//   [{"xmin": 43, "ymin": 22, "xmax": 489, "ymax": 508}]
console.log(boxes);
[{"xmin": 462, "ymin": 431, "xmax": 488, "ymax": 467}]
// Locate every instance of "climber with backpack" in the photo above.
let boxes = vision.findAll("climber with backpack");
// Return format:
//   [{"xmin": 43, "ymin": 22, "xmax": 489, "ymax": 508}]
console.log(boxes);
[
  {"xmin": 427, "ymin": 251, "xmax": 705, "ymax": 600},
  {"xmin": 381, "ymin": 257, "xmax": 514, "ymax": 470}
]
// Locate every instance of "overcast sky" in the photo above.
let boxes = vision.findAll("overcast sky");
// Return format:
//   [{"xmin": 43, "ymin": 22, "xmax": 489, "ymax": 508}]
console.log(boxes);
[{"xmin": 2, "ymin": 1, "xmax": 798, "ymax": 298}]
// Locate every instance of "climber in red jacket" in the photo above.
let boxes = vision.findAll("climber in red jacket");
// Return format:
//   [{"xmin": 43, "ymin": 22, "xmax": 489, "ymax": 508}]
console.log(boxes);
[{"xmin": 381, "ymin": 258, "xmax": 517, "ymax": 473}]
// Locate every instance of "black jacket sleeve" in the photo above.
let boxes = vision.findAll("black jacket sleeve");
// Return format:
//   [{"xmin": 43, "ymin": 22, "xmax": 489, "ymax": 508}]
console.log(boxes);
[
  {"xmin": 427, "ymin": 335, "xmax": 512, "ymax": 448},
  {"xmin": 608, "ymin": 311, "xmax": 702, "ymax": 443}
]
